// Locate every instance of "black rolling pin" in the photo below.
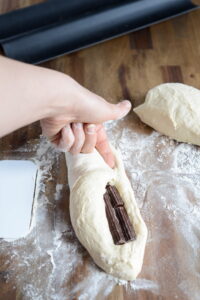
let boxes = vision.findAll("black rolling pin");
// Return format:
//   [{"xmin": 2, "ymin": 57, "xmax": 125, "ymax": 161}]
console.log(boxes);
[{"xmin": 0, "ymin": 0, "xmax": 198, "ymax": 64}]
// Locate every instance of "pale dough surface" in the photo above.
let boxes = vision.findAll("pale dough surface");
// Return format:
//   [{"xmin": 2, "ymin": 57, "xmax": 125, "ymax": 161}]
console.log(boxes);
[
  {"xmin": 65, "ymin": 147, "xmax": 147, "ymax": 280},
  {"xmin": 134, "ymin": 83, "xmax": 200, "ymax": 146}
]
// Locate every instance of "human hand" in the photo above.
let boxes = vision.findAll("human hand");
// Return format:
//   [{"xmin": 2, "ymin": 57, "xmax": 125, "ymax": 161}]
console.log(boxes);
[
  {"xmin": 0, "ymin": 56, "xmax": 131, "ymax": 168},
  {"xmin": 51, "ymin": 123, "xmax": 117, "ymax": 168},
  {"xmin": 40, "ymin": 75, "xmax": 131, "ymax": 168}
]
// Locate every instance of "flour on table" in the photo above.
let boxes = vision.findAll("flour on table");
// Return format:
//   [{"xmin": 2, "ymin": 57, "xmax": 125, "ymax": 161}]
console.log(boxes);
[{"xmin": 0, "ymin": 116, "xmax": 200, "ymax": 300}]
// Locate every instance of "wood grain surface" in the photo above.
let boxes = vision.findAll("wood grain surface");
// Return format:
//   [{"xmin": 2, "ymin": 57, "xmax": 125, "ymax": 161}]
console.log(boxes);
[{"xmin": 0, "ymin": 1, "xmax": 200, "ymax": 300}]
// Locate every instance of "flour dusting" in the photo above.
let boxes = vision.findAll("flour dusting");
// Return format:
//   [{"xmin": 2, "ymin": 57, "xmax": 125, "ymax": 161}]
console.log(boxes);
[{"xmin": 0, "ymin": 116, "xmax": 200, "ymax": 299}]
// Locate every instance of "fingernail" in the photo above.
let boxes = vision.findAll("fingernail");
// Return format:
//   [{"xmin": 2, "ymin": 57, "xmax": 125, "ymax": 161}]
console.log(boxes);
[
  {"xmin": 117, "ymin": 100, "xmax": 132, "ymax": 109},
  {"xmin": 86, "ymin": 124, "xmax": 96, "ymax": 134},
  {"xmin": 74, "ymin": 122, "xmax": 82, "ymax": 129},
  {"xmin": 117, "ymin": 100, "xmax": 132, "ymax": 118}
]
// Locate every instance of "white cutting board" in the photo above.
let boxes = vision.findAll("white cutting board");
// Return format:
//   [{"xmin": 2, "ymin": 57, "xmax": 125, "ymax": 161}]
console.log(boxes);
[{"xmin": 0, "ymin": 160, "xmax": 37, "ymax": 240}]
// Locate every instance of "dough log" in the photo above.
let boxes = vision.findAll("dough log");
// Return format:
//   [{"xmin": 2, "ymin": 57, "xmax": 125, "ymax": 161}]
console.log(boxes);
[{"xmin": 65, "ymin": 147, "xmax": 147, "ymax": 281}]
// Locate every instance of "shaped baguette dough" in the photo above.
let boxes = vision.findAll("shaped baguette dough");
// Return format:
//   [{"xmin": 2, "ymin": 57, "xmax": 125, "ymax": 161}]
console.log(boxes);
[
  {"xmin": 65, "ymin": 147, "xmax": 147, "ymax": 280},
  {"xmin": 134, "ymin": 83, "xmax": 200, "ymax": 146}
]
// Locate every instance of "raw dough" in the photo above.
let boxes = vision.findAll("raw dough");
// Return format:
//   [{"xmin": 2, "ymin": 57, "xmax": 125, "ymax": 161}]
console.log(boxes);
[
  {"xmin": 65, "ymin": 147, "xmax": 147, "ymax": 281},
  {"xmin": 134, "ymin": 83, "xmax": 200, "ymax": 146}
]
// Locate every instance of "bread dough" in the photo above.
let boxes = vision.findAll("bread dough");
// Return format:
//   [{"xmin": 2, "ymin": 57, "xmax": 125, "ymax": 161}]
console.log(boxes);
[
  {"xmin": 134, "ymin": 83, "xmax": 200, "ymax": 146},
  {"xmin": 65, "ymin": 147, "xmax": 147, "ymax": 281}
]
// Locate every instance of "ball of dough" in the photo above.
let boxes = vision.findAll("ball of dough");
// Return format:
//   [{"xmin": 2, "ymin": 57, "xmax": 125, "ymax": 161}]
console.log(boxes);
[
  {"xmin": 134, "ymin": 83, "xmax": 200, "ymax": 146},
  {"xmin": 65, "ymin": 147, "xmax": 147, "ymax": 281}
]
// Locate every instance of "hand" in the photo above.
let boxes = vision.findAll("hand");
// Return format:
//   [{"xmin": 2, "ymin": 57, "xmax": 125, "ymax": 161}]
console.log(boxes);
[
  {"xmin": 40, "ymin": 75, "xmax": 131, "ymax": 168},
  {"xmin": 50, "ymin": 123, "xmax": 116, "ymax": 168},
  {"xmin": 0, "ymin": 57, "xmax": 131, "ymax": 167}
]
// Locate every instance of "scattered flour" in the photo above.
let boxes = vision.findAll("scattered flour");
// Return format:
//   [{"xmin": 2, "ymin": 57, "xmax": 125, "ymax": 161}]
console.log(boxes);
[{"xmin": 0, "ymin": 116, "xmax": 200, "ymax": 300}]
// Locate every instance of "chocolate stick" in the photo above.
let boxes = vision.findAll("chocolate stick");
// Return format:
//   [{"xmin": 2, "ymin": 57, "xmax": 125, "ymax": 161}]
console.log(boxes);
[
  {"xmin": 104, "ymin": 184, "xmax": 136, "ymax": 245},
  {"xmin": 104, "ymin": 193, "xmax": 126, "ymax": 245},
  {"xmin": 106, "ymin": 184, "xmax": 124, "ymax": 208},
  {"xmin": 116, "ymin": 206, "xmax": 136, "ymax": 241}
]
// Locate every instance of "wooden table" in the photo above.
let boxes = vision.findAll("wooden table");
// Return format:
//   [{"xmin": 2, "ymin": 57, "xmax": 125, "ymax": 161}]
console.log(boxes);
[{"xmin": 0, "ymin": 1, "xmax": 200, "ymax": 299}]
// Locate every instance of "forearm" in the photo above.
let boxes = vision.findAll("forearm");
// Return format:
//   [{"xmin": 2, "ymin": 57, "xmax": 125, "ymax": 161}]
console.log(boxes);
[
  {"xmin": 0, "ymin": 56, "xmax": 131, "ymax": 167},
  {"xmin": 0, "ymin": 56, "xmax": 60, "ymax": 137}
]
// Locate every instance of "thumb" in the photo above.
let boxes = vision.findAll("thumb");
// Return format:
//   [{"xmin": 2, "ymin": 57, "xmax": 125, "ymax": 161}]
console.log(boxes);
[
  {"xmin": 74, "ymin": 89, "xmax": 132, "ymax": 124},
  {"xmin": 110, "ymin": 100, "xmax": 132, "ymax": 120}
]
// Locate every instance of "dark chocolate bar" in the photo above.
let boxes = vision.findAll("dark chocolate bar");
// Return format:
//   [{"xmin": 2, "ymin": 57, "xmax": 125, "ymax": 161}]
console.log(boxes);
[
  {"xmin": 104, "ymin": 184, "xmax": 136, "ymax": 245},
  {"xmin": 104, "ymin": 193, "xmax": 126, "ymax": 245},
  {"xmin": 106, "ymin": 184, "xmax": 124, "ymax": 208},
  {"xmin": 116, "ymin": 206, "xmax": 136, "ymax": 241}
]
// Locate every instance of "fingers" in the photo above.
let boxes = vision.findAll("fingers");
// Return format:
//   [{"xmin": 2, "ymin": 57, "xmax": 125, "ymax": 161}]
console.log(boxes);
[
  {"xmin": 58, "ymin": 124, "xmax": 75, "ymax": 151},
  {"xmin": 56, "ymin": 123, "xmax": 97, "ymax": 154},
  {"xmin": 40, "ymin": 118, "xmax": 65, "ymax": 140},
  {"xmin": 81, "ymin": 124, "xmax": 97, "ymax": 153},
  {"xmin": 74, "ymin": 85, "xmax": 132, "ymax": 124},
  {"xmin": 111, "ymin": 100, "xmax": 132, "ymax": 120},
  {"xmin": 82, "ymin": 98, "xmax": 132, "ymax": 123},
  {"xmin": 96, "ymin": 124, "xmax": 115, "ymax": 168},
  {"xmin": 41, "ymin": 99, "xmax": 131, "ymax": 141},
  {"xmin": 48, "ymin": 122, "xmax": 115, "ymax": 170},
  {"xmin": 70, "ymin": 123, "xmax": 85, "ymax": 154}
]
